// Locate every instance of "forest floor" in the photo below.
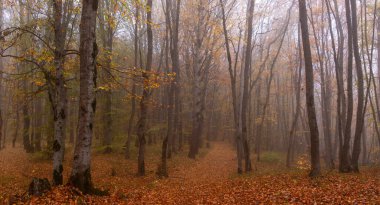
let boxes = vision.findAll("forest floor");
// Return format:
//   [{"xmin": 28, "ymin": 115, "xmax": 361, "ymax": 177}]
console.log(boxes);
[{"xmin": 0, "ymin": 142, "xmax": 379, "ymax": 204}]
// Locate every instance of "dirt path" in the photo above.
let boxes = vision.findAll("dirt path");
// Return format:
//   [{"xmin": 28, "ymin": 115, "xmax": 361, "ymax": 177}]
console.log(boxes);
[
  {"xmin": 171, "ymin": 142, "xmax": 236, "ymax": 183},
  {"xmin": 126, "ymin": 143, "xmax": 380, "ymax": 205},
  {"xmin": 126, "ymin": 142, "xmax": 238, "ymax": 204}
]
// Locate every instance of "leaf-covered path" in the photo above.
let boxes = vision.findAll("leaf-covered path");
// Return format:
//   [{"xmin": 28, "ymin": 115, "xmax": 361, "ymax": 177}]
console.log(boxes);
[
  {"xmin": 125, "ymin": 142, "xmax": 237, "ymax": 204},
  {"xmin": 172, "ymin": 142, "xmax": 236, "ymax": 183},
  {"xmin": 124, "ymin": 142, "xmax": 380, "ymax": 204},
  {"xmin": 1, "ymin": 142, "xmax": 380, "ymax": 204}
]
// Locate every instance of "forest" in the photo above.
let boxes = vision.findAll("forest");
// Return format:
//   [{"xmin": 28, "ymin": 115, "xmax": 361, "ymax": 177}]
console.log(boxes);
[{"xmin": 0, "ymin": 0, "xmax": 379, "ymax": 204}]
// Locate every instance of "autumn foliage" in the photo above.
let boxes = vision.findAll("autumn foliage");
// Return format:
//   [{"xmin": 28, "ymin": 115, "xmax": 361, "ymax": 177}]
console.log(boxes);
[{"xmin": 1, "ymin": 143, "xmax": 379, "ymax": 204}]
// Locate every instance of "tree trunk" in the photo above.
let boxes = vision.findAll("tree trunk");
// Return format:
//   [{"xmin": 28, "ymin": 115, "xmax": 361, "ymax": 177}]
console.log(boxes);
[
  {"xmin": 341, "ymin": 0, "xmax": 354, "ymax": 173},
  {"xmin": 188, "ymin": 2, "xmax": 207, "ymax": 159},
  {"xmin": 69, "ymin": 98, "xmax": 76, "ymax": 144},
  {"xmin": 350, "ymin": 0, "xmax": 365, "ymax": 172},
  {"xmin": 188, "ymin": 52, "xmax": 203, "ymax": 158},
  {"xmin": 362, "ymin": 122, "xmax": 368, "ymax": 165},
  {"xmin": 220, "ymin": 0, "xmax": 241, "ymax": 173},
  {"xmin": 309, "ymin": 3, "xmax": 334, "ymax": 169},
  {"xmin": 99, "ymin": 0, "xmax": 113, "ymax": 149},
  {"xmin": 18, "ymin": 0, "xmax": 32, "ymax": 153},
  {"xmin": 299, "ymin": 0, "xmax": 321, "ymax": 177},
  {"xmin": 171, "ymin": 0, "xmax": 181, "ymax": 154},
  {"xmin": 125, "ymin": 0, "xmax": 139, "ymax": 160},
  {"xmin": 51, "ymin": 0, "xmax": 69, "ymax": 186},
  {"xmin": 68, "ymin": 0, "xmax": 98, "ymax": 193},
  {"xmin": 160, "ymin": 0, "xmax": 181, "ymax": 176},
  {"xmin": 326, "ymin": 0, "xmax": 346, "ymax": 171},
  {"xmin": 34, "ymin": 96, "xmax": 42, "ymax": 152},
  {"xmin": 13, "ymin": 104, "xmax": 19, "ymax": 148},
  {"xmin": 240, "ymin": 0, "xmax": 255, "ymax": 172},
  {"xmin": 287, "ymin": 25, "xmax": 302, "ymax": 168},
  {"xmin": 22, "ymin": 91, "xmax": 31, "ymax": 152},
  {"xmin": 136, "ymin": 0, "xmax": 153, "ymax": 176},
  {"xmin": 164, "ymin": 0, "xmax": 174, "ymax": 162},
  {"xmin": 0, "ymin": 0, "xmax": 3, "ymax": 150}
]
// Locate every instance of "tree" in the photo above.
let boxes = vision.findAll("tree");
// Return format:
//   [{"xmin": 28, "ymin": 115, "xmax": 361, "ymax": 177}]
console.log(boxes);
[
  {"xmin": 240, "ymin": 0, "xmax": 254, "ymax": 172},
  {"xmin": 125, "ymin": 0, "xmax": 139, "ymax": 159},
  {"xmin": 220, "ymin": 0, "xmax": 242, "ymax": 173},
  {"xmin": 326, "ymin": 0, "xmax": 346, "ymax": 170},
  {"xmin": 298, "ymin": 0, "xmax": 320, "ymax": 177},
  {"xmin": 350, "ymin": 0, "xmax": 365, "ymax": 172},
  {"xmin": 341, "ymin": 0, "xmax": 354, "ymax": 173},
  {"xmin": 287, "ymin": 25, "xmax": 302, "ymax": 168},
  {"xmin": 98, "ymin": 0, "xmax": 114, "ymax": 149},
  {"xmin": 18, "ymin": 0, "xmax": 32, "ymax": 153},
  {"xmin": 136, "ymin": 0, "xmax": 153, "ymax": 176},
  {"xmin": 69, "ymin": 0, "xmax": 99, "ymax": 193},
  {"xmin": 51, "ymin": 0, "xmax": 72, "ymax": 186},
  {"xmin": 309, "ymin": 1, "xmax": 334, "ymax": 169},
  {"xmin": 159, "ymin": 0, "xmax": 181, "ymax": 177},
  {"xmin": 0, "ymin": 0, "xmax": 3, "ymax": 150},
  {"xmin": 188, "ymin": 0, "xmax": 214, "ymax": 159}
]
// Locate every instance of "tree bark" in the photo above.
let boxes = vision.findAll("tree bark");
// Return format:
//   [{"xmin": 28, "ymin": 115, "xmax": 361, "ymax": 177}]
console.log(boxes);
[
  {"xmin": 12, "ymin": 103, "xmax": 20, "ymax": 148},
  {"xmin": 51, "ymin": 0, "xmax": 72, "ymax": 186},
  {"xmin": 160, "ymin": 0, "xmax": 181, "ymax": 176},
  {"xmin": 309, "ymin": 2, "xmax": 334, "ymax": 169},
  {"xmin": 220, "ymin": 0, "xmax": 242, "ymax": 173},
  {"xmin": 240, "ymin": 0, "xmax": 255, "ymax": 172},
  {"xmin": 99, "ymin": 0, "xmax": 113, "ymax": 149},
  {"xmin": 0, "ymin": 0, "xmax": 3, "ymax": 150},
  {"xmin": 125, "ymin": 0, "xmax": 139, "ymax": 159},
  {"xmin": 326, "ymin": 0, "xmax": 346, "ymax": 170},
  {"xmin": 287, "ymin": 25, "xmax": 302, "ymax": 168},
  {"xmin": 34, "ymin": 96, "xmax": 42, "ymax": 152},
  {"xmin": 350, "ymin": 0, "xmax": 365, "ymax": 172},
  {"xmin": 299, "ymin": 0, "xmax": 321, "ymax": 177},
  {"xmin": 136, "ymin": 0, "xmax": 153, "ymax": 176},
  {"xmin": 340, "ymin": 0, "xmax": 354, "ymax": 173},
  {"xmin": 69, "ymin": 0, "xmax": 98, "ymax": 193}
]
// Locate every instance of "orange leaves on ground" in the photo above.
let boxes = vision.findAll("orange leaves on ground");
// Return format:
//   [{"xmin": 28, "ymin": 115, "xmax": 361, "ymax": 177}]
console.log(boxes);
[{"xmin": 1, "ymin": 143, "xmax": 380, "ymax": 204}]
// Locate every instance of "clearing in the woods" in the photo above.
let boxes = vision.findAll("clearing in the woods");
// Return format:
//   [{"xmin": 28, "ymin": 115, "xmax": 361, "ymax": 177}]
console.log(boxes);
[{"xmin": 0, "ymin": 142, "xmax": 379, "ymax": 204}]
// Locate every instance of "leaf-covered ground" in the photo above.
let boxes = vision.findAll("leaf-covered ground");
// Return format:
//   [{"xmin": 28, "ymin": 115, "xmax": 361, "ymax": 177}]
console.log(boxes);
[{"xmin": 0, "ymin": 143, "xmax": 379, "ymax": 204}]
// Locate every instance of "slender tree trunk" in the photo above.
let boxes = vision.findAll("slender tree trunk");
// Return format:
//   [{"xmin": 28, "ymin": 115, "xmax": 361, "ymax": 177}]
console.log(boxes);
[
  {"xmin": 22, "ymin": 89, "xmax": 31, "ymax": 152},
  {"xmin": 136, "ymin": 0, "xmax": 153, "ymax": 176},
  {"xmin": 125, "ymin": 1, "xmax": 139, "ymax": 159},
  {"xmin": 171, "ymin": 0, "xmax": 181, "ymax": 154},
  {"xmin": 340, "ymin": 0, "xmax": 354, "ymax": 173},
  {"xmin": 362, "ymin": 122, "xmax": 368, "ymax": 165},
  {"xmin": 350, "ymin": 0, "xmax": 365, "ymax": 172},
  {"xmin": 377, "ymin": 6, "xmax": 380, "ymax": 120},
  {"xmin": 69, "ymin": 98, "xmax": 76, "ymax": 144},
  {"xmin": 18, "ymin": 0, "xmax": 32, "ymax": 153},
  {"xmin": 13, "ymin": 103, "xmax": 19, "ymax": 148},
  {"xmin": 287, "ymin": 26, "xmax": 302, "ymax": 168},
  {"xmin": 188, "ymin": 1, "xmax": 206, "ymax": 159},
  {"xmin": 310, "ymin": 3, "xmax": 335, "ymax": 169},
  {"xmin": 99, "ymin": 0, "xmax": 113, "ymax": 149},
  {"xmin": 51, "ymin": 0, "xmax": 69, "ymax": 186},
  {"xmin": 0, "ymin": 0, "xmax": 3, "ymax": 150},
  {"xmin": 220, "ymin": 0, "xmax": 242, "ymax": 173},
  {"xmin": 69, "ymin": 0, "xmax": 99, "ymax": 193},
  {"xmin": 34, "ymin": 96, "xmax": 42, "ymax": 152},
  {"xmin": 165, "ymin": 0, "xmax": 174, "ymax": 162},
  {"xmin": 299, "ymin": 0, "xmax": 321, "ymax": 177},
  {"xmin": 160, "ymin": 0, "xmax": 181, "ymax": 176},
  {"xmin": 240, "ymin": 0, "xmax": 255, "ymax": 173},
  {"xmin": 189, "ymin": 49, "xmax": 203, "ymax": 158},
  {"xmin": 326, "ymin": 0, "xmax": 346, "ymax": 170}
]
